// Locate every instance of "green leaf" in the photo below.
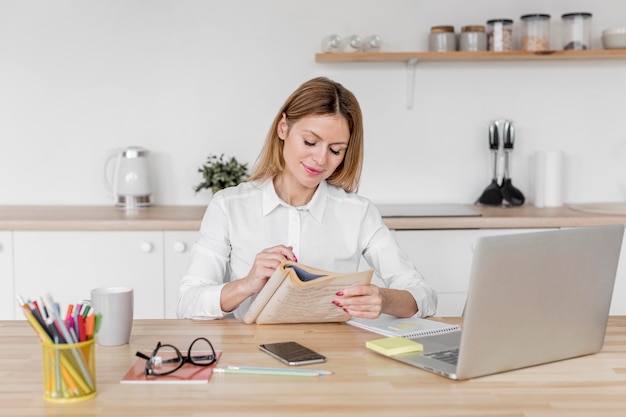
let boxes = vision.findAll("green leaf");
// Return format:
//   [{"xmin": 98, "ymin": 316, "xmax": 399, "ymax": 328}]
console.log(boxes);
[{"xmin": 194, "ymin": 153, "xmax": 249, "ymax": 194}]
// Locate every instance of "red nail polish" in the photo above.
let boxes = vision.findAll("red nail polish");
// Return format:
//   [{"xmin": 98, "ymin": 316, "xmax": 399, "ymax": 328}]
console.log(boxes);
[
  {"xmin": 336, "ymin": 291, "xmax": 344, "ymax": 296},
  {"xmin": 343, "ymin": 308, "xmax": 349, "ymax": 313}
]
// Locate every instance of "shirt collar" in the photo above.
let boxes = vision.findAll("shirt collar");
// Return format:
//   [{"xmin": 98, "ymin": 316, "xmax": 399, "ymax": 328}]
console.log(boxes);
[{"xmin": 261, "ymin": 179, "xmax": 328, "ymax": 223}]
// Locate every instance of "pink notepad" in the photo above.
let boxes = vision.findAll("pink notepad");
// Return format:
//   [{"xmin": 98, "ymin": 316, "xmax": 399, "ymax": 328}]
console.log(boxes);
[{"xmin": 120, "ymin": 351, "xmax": 222, "ymax": 384}]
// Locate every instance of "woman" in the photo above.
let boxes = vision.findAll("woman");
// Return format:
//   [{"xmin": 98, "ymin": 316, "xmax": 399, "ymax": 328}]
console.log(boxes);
[{"xmin": 178, "ymin": 77, "xmax": 437, "ymax": 320}]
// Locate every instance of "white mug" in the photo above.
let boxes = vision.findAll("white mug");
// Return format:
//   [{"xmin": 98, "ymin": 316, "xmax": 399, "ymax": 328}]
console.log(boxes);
[{"xmin": 90, "ymin": 287, "xmax": 134, "ymax": 346}]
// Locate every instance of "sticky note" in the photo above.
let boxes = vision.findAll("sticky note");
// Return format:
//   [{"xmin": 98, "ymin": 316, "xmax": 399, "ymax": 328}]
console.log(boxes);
[{"xmin": 365, "ymin": 336, "xmax": 424, "ymax": 356}]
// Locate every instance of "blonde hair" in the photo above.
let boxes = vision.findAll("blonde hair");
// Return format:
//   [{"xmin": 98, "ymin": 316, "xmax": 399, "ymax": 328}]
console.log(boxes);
[{"xmin": 248, "ymin": 77, "xmax": 364, "ymax": 193}]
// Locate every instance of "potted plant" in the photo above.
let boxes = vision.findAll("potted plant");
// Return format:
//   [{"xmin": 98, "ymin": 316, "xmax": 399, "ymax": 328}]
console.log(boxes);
[{"xmin": 194, "ymin": 153, "xmax": 249, "ymax": 194}]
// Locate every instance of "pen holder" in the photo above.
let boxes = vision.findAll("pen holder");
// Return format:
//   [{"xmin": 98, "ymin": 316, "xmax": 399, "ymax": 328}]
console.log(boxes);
[{"xmin": 40, "ymin": 338, "xmax": 97, "ymax": 403}]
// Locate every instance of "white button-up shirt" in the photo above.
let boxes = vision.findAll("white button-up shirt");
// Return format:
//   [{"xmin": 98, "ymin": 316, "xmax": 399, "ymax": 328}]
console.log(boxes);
[{"xmin": 177, "ymin": 180, "xmax": 437, "ymax": 319}]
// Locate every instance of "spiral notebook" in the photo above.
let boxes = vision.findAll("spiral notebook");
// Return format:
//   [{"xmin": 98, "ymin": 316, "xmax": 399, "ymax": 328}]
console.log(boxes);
[{"xmin": 347, "ymin": 315, "xmax": 461, "ymax": 338}]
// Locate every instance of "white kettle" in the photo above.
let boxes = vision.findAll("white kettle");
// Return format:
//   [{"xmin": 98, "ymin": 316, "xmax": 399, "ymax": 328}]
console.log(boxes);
[{"xmin": 103, "ymin": 146, "xmax": 153, "ymax": 208}]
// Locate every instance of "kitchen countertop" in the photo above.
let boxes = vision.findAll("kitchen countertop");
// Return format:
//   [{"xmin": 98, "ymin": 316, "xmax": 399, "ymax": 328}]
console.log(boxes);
[{"xmin": 0, "ymin": 204, "xmax": 625, "ymax": 231}]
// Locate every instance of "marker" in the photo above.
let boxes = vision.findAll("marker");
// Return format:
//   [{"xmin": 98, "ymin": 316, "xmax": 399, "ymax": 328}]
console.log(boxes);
[
  {"xmin": 214, "ymin": 365, "xmax": 332, "ymax": 377},
  {"xmin": 43, "ymin": 294, "xmax": 94, "ymax": 390}
]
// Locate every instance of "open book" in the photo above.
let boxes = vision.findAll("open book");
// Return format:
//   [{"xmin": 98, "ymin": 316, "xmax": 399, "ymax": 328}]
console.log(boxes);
[
  {"xmin": 348, "ymin": 314, "xmax": 461, "ymax": 339},
  {"xmin": 243, "ymin": 261, "xmax": 373, "ymax": 324}
]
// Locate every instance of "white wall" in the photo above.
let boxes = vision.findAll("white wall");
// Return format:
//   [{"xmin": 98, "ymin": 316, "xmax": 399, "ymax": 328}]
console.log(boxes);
[{"xmin": 1, "ymin": 0, "xmax": 625, "ymax": 206}]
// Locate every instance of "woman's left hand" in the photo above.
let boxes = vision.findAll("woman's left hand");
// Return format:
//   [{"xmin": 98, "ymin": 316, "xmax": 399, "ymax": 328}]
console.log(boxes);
[
  {"xmin": 332, "ymin": 285, "xmax": 385, "ymax": 319},
  {"xmin": 333, "ymin": 285, "xmax": 419, "ymax": 319}
]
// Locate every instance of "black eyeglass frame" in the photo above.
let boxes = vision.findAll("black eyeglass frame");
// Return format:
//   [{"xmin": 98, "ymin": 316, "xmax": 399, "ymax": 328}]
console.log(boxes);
[{"xmin": 135, "ymin": 337, "xmax": 217, "ymax": 376}]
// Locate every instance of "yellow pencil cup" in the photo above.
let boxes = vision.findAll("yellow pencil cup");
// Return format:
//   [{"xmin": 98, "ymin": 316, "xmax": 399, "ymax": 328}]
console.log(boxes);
[{"xmin": 40, "ymin": 338, "xmax": 97, "ymax": 403}]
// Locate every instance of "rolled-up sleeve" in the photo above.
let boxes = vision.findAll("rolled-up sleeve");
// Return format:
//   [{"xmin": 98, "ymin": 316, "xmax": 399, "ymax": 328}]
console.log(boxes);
[
  {"xmin": 177, "ymin": 197, "xmax": 231, "ymax": 319},
  {"xmin": 360, "ymin": 204, "xmax": 438, "ymax": 317}
]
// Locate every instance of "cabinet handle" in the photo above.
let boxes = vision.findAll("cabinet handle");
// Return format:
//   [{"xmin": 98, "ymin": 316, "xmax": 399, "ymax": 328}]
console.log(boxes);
[
  {"xmin": 140, "ymin": 242, "xmax": 153, "ymax": 253},
  {"xmin": 173, "ymin": 242, "xmax": 187, "ymax": 253}
]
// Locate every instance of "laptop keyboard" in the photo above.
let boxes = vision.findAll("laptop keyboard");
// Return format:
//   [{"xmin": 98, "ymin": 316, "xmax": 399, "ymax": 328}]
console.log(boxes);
[{"xmin": 424, "ymin": 348, "xmax": 459, "ymax": 365}]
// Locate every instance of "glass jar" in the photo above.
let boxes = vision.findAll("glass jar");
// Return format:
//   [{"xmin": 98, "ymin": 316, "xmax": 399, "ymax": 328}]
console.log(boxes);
[
  {"xmin": 562, "ymin": 12, "xmax": 592, "ymax": 50},
  {"xmin": 429, "ymin": 26, "xmax": 456, "ymax": 52},
  {"xmin": 321, "ymin": 35, "xmax": 343, "ymax": 53},
  {"xmin": 345, "ymin": 35, "xmax": 362, "ymax": 53},
  {"xmin": 486, "ymin": 19, "xmax": 514, "ymax": 51},
  {"xmin": 362, "ymin": 34, "xmax": 382, "ymax": 52},
  {"xmin": 460, "ymin": 25, "xmax": 487, "ymax": 51},
  {"xmin": 521, "ymin": 14, "xmax": 551, "ymax": 51}
]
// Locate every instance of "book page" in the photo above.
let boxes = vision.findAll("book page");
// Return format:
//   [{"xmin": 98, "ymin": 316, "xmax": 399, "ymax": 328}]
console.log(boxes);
[{"xmin": 242, "ymin": 266, "xmax": 289, "ymax": 324}]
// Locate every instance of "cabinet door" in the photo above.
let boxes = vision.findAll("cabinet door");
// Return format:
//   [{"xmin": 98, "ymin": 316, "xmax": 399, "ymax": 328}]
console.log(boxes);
[
  {"xmin": 14, "ymin": 231, "xmax": 164, "ymax": 319},
  {"xmin": 164, "ymin": 231, "xmax": 198, "ymax": 318},
  {"xmin": 0, "ymin": 232, "xmax": 14, "ymax": 320},
  {"xmin": 395, "ymin": 228, "xmax": 551, "ymax": 317},
  {"xmin": 611, "ymin": 234, "xmax": 626, "ymax": 315}
]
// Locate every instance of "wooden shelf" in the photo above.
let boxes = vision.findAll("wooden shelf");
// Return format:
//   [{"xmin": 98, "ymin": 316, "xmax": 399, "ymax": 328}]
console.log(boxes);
[
  {"xmin": 315, "ymin": 49, "xmax": 626, "ymax": 109},
  {"xmin": 315, "ymin": 49, "xmax": 626, "ymax": 63}
]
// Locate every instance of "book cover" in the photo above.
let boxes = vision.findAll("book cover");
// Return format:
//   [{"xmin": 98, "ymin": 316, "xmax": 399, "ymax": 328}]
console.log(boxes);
[
  {"xmin": 120, "ymin": 351, "xmax": 222, "ymax": 384},
  {"xmin": 243, "ymin": 261, "xmax": 373, "ymax": 325},
  {"xmin": 348, "ymin": 314, "xmax": 461, "ymax": 339},
  {"xmin": 366, "ymin": 337, "xmax": 423, "ymax": 356}
]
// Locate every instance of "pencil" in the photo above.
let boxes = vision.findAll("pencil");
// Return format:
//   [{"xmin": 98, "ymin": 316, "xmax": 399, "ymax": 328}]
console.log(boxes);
[
  {"xmin": 43, "ymin": 294, "xmax": 95, "ymax": 390},
  {"xmin": 215, "ymin": 366, "xmax": 333, "ymax": 377},
  {"xmin": 214, "ymin": 368, "xmax": 320, "ymax": 377}
]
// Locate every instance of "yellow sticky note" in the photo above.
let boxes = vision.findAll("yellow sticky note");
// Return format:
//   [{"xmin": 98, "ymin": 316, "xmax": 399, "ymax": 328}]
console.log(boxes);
[{"xmin": 365, "ymin": 336, "xmax": 424, "ymax": 356}]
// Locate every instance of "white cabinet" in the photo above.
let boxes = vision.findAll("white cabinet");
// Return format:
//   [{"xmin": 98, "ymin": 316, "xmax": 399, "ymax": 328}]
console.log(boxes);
[
  {"xmin": 6, "ymin": 225, "xmax": 624, "ymax": 321},
  {"xmin": 164, "ymin": 231, "xmax": 198, "ymax": 318},
  {"xmin": 0, "ymin": 232, "xmax": 14, "ymax": 319},
  {"xmin": 394, "ymin": 228, "xmax": 552, "ymax": 317},
  {"xmin": 13, "ymin": 231, "xmax": 164, "ymax": 319}
]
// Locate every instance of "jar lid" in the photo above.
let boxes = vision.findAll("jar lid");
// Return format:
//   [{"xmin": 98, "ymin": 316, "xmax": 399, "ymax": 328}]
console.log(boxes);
[
  {"xmin": 486, "ymin": 19, "xmax": 514, "ymax": 24},
  {"xmin": 461, "ymin": 25, "xmax": 485, "ymax": 33},
  {"xmin": 520, "ymin": 13, "xmax": 551, "ymax": 20},
  {"xmin": 430, "ymin": 25, "xmax": 455, "ymax": 33},
  {"xmin": 561, "ymin": 12, "xmax": 592, "ymax": 19}
]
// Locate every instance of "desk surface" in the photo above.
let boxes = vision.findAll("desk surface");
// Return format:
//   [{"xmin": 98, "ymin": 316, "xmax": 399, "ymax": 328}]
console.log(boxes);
[{"xmin": 1, "ymin": 317, "xmax": 626, "ymax": 417}]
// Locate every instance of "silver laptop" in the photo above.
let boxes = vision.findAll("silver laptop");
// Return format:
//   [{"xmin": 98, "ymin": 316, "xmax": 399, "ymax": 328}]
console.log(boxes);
[{"xmin": 392, "ymin": 224, "xmax": 624, "ymax": 380}]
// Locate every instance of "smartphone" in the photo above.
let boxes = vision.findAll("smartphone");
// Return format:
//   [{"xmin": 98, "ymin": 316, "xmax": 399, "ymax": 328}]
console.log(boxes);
[{"xmin": 258, "ymin": 341, "xmax": 326, "ymax": 366}]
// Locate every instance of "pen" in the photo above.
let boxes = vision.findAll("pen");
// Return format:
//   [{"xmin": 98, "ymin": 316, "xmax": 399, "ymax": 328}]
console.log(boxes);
[
  {"xmin": 215, "ymin": 366, "xmax": 332, "ymax": 377},
  {"xmin": 43, "ymin": 294, "xmax": 95, "ymax": 390}
]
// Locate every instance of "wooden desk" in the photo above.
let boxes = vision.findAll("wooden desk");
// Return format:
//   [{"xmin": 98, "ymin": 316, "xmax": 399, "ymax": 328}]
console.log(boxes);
[{"xmin": 1, "ymin": 317, "xmax": 626, "ymax": 417}]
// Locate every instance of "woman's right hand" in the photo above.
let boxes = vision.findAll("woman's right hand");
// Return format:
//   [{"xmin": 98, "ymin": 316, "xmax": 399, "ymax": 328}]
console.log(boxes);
[
  {"xmin": 220, "ymin": 245, "xmax": 297, "ymax": 313},
  {"xmin": 242, "ymin": 245, "xmax": 297, "ymax": 295}
]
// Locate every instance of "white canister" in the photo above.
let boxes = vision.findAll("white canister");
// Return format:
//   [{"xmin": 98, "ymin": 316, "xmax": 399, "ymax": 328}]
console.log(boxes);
[
  {"xmin": 534, "ymin": 150, "xmax": 565, "ymax": 208},
  {"xmin": 429, "ymin": 26, "xmax": 456, "ymax": 52},
  {"xmin": 460, "ymin": 25, "xmax": 487, "ymax": 51}
]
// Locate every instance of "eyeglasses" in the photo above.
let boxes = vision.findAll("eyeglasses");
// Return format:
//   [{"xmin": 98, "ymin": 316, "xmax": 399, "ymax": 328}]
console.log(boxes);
[{"xmin": 135, "ymin": 337, "xmax": 217, "ymax": 376}]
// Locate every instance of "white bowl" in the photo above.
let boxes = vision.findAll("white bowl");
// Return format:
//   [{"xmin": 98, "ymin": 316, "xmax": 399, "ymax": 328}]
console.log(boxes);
[{"xmin": 602, "ymin": 27, "xmax": 626, "ymax": 49}]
